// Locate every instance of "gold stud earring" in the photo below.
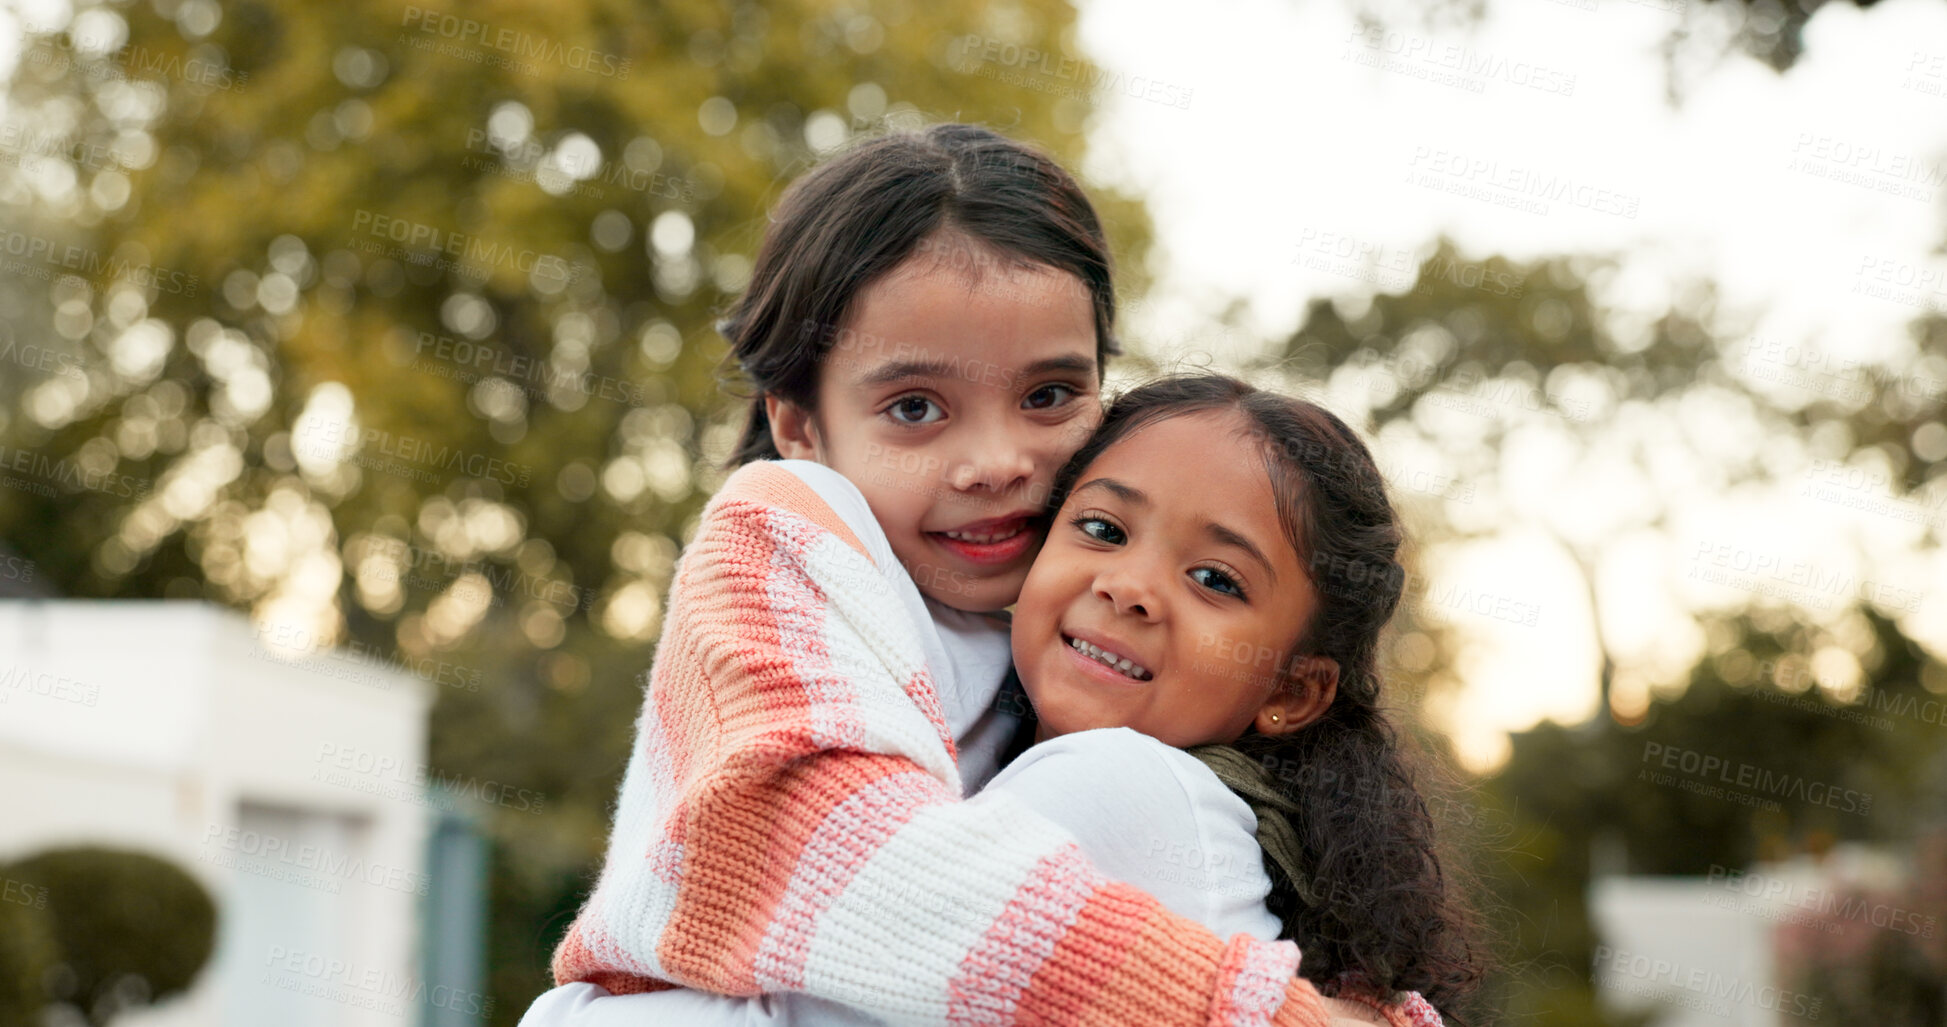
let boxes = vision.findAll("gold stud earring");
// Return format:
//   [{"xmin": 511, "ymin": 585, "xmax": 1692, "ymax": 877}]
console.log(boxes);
[{"xmin": 1269, "ymin": 713, "xmax": 1281, "ymax": 723}]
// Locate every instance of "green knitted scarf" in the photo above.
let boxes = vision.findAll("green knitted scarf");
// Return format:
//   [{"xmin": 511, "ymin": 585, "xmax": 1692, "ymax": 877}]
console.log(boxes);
[{"xmin": 1184, "ymin": 743, "xmax": 1319, "ymax": 911}]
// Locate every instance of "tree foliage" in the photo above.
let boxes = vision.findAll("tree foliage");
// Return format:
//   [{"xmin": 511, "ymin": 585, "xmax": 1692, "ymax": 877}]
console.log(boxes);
[
  {"xmin": 1254, "ymin": 240, "xmax": 1945, "ymax": 1024},
  {"xmin": 0, "ymin": 0, "xmax": 1150, "ymax": 1018}
]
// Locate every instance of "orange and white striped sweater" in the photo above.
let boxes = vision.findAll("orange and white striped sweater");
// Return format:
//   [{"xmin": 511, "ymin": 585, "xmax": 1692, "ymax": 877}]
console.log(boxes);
[{"xmin": 549, "ymin": 461, "xmax": 1440, "ymax": 1026}]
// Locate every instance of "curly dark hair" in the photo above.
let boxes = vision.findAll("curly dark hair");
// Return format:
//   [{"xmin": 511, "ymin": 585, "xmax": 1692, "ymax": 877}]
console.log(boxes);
[{"xmin": 1041, "ymin": 372, "xmax": 1487, "ymax": 1021}]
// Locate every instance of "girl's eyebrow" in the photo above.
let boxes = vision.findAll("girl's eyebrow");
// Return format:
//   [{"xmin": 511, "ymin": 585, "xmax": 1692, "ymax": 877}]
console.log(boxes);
[
  {"xmin": 1072, "ymin": 477, "xmax": 1145, "ymax": 505},
  {"xmin": 1017, "ymin": 354, "xmax": 1097, "ymax": 379},
  {"xmin": 1075, "ymin": 477, "xmax": 1279, "ymax": 583},
  {"xmin": 1206, "ymin": 521, "xmax": 1278, "ymax": 584},
  {"xmin": 853, "ymin": 359, "xmax": 950, "ymax": 389},
  {"xmin": 853, "ymin": 354, "xmax": 1096, "ymax": 390}
]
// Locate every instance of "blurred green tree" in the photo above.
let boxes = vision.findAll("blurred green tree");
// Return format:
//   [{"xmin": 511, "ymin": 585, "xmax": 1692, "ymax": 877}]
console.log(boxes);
[
  {"xmin": 1254, "ymin": 241, "xmax": 1944, "ymax": 1024},
  {"xmin": 1261, "ymin": 238, "xmax": 1942, "ymax": 723},
  {"xmin": 0, "ymin": 0, "xmax": 1152, "ymax": 1019}
]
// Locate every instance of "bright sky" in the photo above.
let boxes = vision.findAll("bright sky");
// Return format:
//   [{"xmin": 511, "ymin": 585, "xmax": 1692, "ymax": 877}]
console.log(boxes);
[{"xmin": 1077, "ymin": 0, "xmax": 1947, "ymax": 767}]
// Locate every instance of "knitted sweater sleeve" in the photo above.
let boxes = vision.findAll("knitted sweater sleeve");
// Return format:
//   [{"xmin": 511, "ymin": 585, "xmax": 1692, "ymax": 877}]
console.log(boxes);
[{"xmin": 548, "ymin": 462, "xmax": 1341, "ymax": 1027}]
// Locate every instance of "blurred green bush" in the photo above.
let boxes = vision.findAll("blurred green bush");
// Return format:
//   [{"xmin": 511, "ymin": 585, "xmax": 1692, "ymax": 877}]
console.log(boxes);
[{"xmin": 0, "ymin": 847, "xmax": 217, "ymax": 1025}]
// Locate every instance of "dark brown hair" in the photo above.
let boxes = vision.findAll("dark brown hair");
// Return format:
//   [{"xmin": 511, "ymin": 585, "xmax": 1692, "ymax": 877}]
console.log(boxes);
[
  {"xmin": 1043, "ymin": 372, "xmax": 1486, "ymax": 1020},
  {"xmin": 719, "ymin": 123, "xmax": 1119, "ymax": 467}
]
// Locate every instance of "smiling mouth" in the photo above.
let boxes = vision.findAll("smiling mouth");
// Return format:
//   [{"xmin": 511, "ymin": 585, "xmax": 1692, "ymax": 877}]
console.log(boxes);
[
  {"xmin": 924, "ymin": 514, "xmax": 1041, "ymax": 567},
  {"xmin": 1064, "ymin": 633, "xmax": 1153, "ymax": 681},
  {"xmin": 938, "ymin": 523, "xmax": 1028, "ymax": 545}
]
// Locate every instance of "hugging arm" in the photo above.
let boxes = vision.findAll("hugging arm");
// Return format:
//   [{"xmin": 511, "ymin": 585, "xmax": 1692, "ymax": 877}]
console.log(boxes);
[{"xmin": 547, "ymin": 462, "xmax": 1340, "ymax": 1026}]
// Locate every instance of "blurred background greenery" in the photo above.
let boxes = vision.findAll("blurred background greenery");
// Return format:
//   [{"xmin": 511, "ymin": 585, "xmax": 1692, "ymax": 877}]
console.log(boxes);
[{"xmin": 1, "ymin": 0, "xmax": 1942, "ymax": 1023}]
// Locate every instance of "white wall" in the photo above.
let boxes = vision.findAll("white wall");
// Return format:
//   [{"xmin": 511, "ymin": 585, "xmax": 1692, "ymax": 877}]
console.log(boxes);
[
  {"xmin": 0, "ymin": 600, "xmax": 433, "ymax": 1027},
  {"xmin": 1590, "ymin": 876, "xmax": 1780, "ymax": 1027}
]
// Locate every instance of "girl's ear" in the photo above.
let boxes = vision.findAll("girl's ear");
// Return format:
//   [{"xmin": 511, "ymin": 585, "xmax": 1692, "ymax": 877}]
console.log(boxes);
[
  {"xmin": 765, "ymin": 394, "xmax": 823, "ymax": 461},
  {"xmin": 1254, "ymin": 656, "xmax": 1338, "ymax": 737}
]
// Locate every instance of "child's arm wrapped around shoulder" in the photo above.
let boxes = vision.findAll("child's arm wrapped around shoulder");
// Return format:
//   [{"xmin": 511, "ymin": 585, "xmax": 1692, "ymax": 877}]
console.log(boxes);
[{"xmin": 547, "ymin": 461, "xmax": 1349, "ymax": 1027}]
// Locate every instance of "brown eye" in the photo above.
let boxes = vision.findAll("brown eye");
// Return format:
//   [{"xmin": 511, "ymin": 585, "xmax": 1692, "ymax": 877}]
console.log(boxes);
[
  {"xmin": 1071, "ymin": 515, "xmax": 1124, "ymax": 545},
  {"xmin": 1024, "ymin": 383, "xmax": 1077, "ymax": 410},
  {"xmin": 1191, "ymin": 566, "xmax": 1244, "ymax": 598},
  {"xmin": 887, "ymin": 395, "xmax": 943, "ymax": 425}
]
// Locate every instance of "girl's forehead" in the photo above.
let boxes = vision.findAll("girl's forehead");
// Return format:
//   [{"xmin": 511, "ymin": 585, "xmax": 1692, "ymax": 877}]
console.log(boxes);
[
  {"xmin": 1102, "ymin": 408, "xmax": 1250, "ymax": 458},
  {"xmin": 1078, "ymin": 410, "xmax": 1265, "ymax": 500},
  {"xmin": 871, "ymin": 251, "xmax": 1090, "ymax": 309},
  {"xmin": 826, "ymin": 274, "xmax": 1098, "ymax": 385}
]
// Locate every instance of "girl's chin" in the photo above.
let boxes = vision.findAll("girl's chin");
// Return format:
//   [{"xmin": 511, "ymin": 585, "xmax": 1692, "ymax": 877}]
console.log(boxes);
[
  {"xmin": 903, "ymin": 556, "xmax": 1032, "ymax": 610},
  {"xmin": 1026, "ymin": 699, "xmax": 1129, "ymax": 744}
]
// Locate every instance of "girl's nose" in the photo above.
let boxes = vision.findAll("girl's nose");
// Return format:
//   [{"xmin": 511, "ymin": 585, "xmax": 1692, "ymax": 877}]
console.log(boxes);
[
  {"xmin": 947, "ymin": 438, "xmax": 1035, "ymax": 493},
  {"xmin": 1093, "ymin": 565, "xmax": 1161, "ymax": 621}
]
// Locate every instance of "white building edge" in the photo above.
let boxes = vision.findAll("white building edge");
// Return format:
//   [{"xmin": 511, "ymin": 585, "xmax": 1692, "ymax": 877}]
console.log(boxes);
[
  {"xmin": 1590, "ymin": 845, "xmax": 1917, "ymax": 1027},
  {"xmin": 0, "ymin": 599, "xmax": 471, "ymax": 1027}
]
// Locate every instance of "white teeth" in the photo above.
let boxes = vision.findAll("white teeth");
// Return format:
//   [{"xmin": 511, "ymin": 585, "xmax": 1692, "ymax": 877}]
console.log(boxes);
[
  {"xmin": 1067, "ymin": 636, "xmax": 1151, "ymax": 680},
  {"xmin": 943, "ymin": 525, "xmax": 1022, "ymax": 544}
]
